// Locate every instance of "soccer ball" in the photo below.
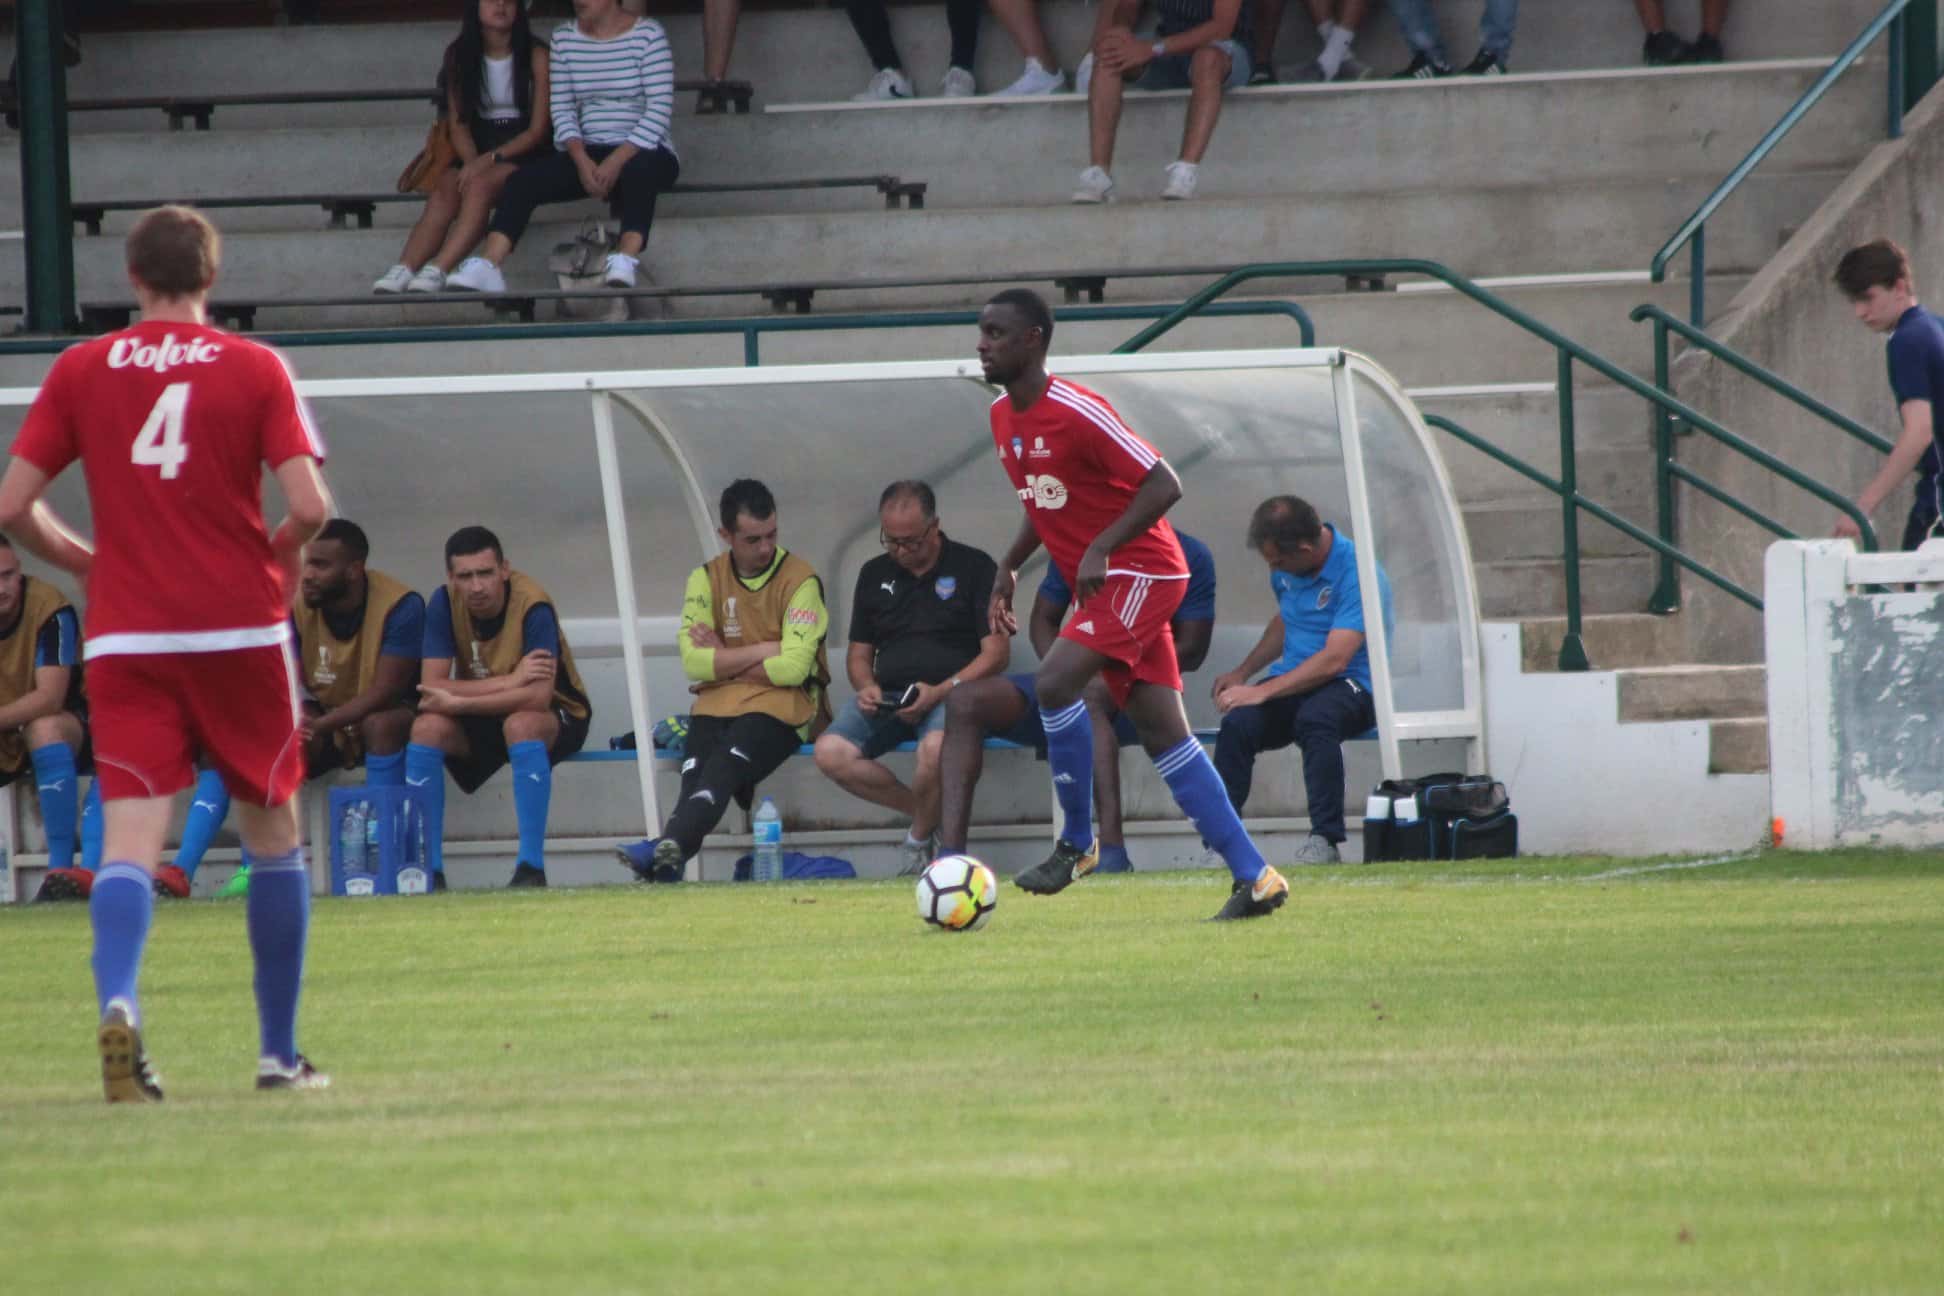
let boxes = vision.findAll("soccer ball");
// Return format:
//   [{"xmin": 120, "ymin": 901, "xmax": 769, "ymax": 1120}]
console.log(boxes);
[{"xmin": 916, "ymin": 855, "xmax": 998, "ymax": 932}]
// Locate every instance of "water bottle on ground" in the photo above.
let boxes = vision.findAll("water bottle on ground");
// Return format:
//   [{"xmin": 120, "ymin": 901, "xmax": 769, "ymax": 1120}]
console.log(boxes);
[
  {"xmin": 396, "ymin": 798, "xmax": 429, "ymax": 896},
  {"xmin": 753, "ymin": 796, "xmax": 783, "ymax": 883},
  {"xmin": 339, "ymin": 801, "xmax": 374, "ymax": 895}
]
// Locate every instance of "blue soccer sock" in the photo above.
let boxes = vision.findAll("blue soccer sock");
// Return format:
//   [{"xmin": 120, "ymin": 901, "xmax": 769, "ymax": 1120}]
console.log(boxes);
[
  {"xmin": 508, "ymin": 740, "xmax": 551, "ymax": 871},
  {"xmin": 404, "ymin": 743, "xmax": 446, "ymax": 875},
  {"xmin": 174, "ymin": 768, "xmax": 231, "ymax": 881},
  {"xmin": 30, "ymin": 742, "xmax": 80, "ymax": 869},
  {"xmin": 364, "ymin": 748, "xmax": 405, "ymax": 788},
  {"xmin": 90, "ymin": 863, "xmax": 154, "ymax": 1022},
  {"xmin": 1096, "ymin": 842, "xmax": 1133, "ymax": 873},
  {"xmin": 244, "ymin": 847, "xmax": 309, "ymax": 1068},
  {"xmin": 1040, "ymin": 699, "xmax": 1094, "ymax": 849},
  {"xmin": 1155, "ymin": 737, "xmax": 1266, "ymax": 884},
  {"xmin": 79, "ymin": 781, "xmax": 103, "ymax": 872}
]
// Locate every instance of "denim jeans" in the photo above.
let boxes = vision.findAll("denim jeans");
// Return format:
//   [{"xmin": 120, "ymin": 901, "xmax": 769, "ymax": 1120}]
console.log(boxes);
[{"xmin": 1386, "ymin": 0, "xmax": 1518, "ymax": 62}]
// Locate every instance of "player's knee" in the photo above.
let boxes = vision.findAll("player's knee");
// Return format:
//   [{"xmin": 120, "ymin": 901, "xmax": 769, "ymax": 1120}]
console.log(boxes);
[
  {"xmin": 501, "ymin": 709, "xmax": 555, "ymax": 746},
  {"xmin": 812, "ymin": 733, "xmax": 856, "ymax": 776},
  {"xmin": 360, "ymin": 708, "xmax": 412, "ymax": 755},
  {"xmin": 1034, "ymin": 668, "xmax": 1081, "ymax": 713},
  {"xmin": 410, "ymin": 711, "xmax": 456, "ymax": 746},
  {"xmin": 23, "ymin": 713, "xmax": 69, "ymax": 749},
  {"xmin": 914, "ymin": 730, "xmax": 945, "ymax": 771},
  {"xmin": 1095, "ymin": 25, "xmax": 1133, "ymax": 57},
  {"xmin": 1190, "ymin": 46, "xmax": 1226, "ymax": 79}
]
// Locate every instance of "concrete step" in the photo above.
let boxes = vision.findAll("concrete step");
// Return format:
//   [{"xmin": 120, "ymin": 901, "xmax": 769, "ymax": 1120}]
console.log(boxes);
[
  {"xmin": 1461, "ymin": 498, "xmax": 1656, "ymax": 563},
  {"xmin": 1708, "ymin": 716, "xmax": 1771, "ymax": 774},
  {"xmin": 19, "ymin": 59, "xmax": 1881, "ymax": 220},
  {"xmin": 39, "ymin": 0, "xmax": 1884, "ymax": 127},
  {"xmin": 1476, "ymin": 554, "xmax": 1657, "ymax": 618},
  {"xmin": 1517, "ymin": 610, "xmax": 1687, "ymax": 672},
  {"xmin": 1616, "ymin": 663, "xmax": 1768, "ymax": 722}
]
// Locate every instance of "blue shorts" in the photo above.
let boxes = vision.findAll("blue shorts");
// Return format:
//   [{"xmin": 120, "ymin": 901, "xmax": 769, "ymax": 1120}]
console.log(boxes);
[
  {"xmin": 1136, "ymin": 39, "xmax": 1251, "ymax": 91},
  {"xmin": 998, "ymin": 673, "xmax": 1141, "ymax": 749},
  {"xmin": 824, "ymin": 693, "xmax": 947, "ymax": 759}
]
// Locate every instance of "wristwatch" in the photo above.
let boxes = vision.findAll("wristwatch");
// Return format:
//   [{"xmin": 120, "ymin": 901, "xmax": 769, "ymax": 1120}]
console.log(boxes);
[{"xmin": 1151, "ymin": 39, "xmax": 1167, "ymax": 58}]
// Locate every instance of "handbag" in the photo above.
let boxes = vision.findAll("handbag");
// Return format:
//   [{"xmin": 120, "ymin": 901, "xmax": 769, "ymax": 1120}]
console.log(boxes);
[{"xmin": 396, "ymin": 118, "xmax": 458, "ymax": 195}]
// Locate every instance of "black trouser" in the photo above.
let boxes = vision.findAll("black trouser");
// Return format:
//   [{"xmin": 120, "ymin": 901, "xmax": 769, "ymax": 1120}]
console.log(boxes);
[
  {"xmin": 1902, "ymin": 480, "xmax": 1941, "ymax": 550},
  {"xmin": 1213, "ymin": 678, "xmax": 1377, "ymax": 843},
  {"xmin": 487, "ymin": 143, "xmax": 680, "ymax": 248},
  {"xmin": 662, "ymin": 712, "xmax": 802, "ymax": 861},
  {"xmin": 846, "ymin": 0, "xmax": 980, "ymax": 72}
]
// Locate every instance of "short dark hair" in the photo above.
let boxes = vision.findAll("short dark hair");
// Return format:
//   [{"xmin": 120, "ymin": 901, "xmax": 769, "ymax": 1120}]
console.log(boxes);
[
  {"xmin": 126, "ymin": 205, "xmax": 221, "ymax": 298},
  {"xmin": 1834, "ymin": 239, "xmax": 1912, "ymax": 299},
  {"xmin": 444, "ymin": 524, "xmax": 504, "ymax": 567},
  {"xmin": 986, "ymin": 287, "xmax": 1054, "ymax": 349},
  {"xmin": 315, "ymin": 518, "xmax": 370, "ymax": 563},
  {"xmin": 719, "ymin": 478, "xmax": 776, "ymax": 533},
  {"xmin": 878, "ymin": 479, "xmax": 936, "ymax": 520},
  {"xmin": 1247, "ymin": 495, "xmax": 1324, "ymax": 552}
]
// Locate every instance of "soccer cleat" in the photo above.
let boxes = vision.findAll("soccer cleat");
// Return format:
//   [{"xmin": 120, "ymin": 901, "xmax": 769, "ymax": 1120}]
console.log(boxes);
[
  {"xmin": 852, "ymin": 67, "xmax": 913, "ymax": 101},
  {"xmin": 1071, "ymin": 165, "xmax": 1114, "ymax": 205},
  {"xmin": 1292, "ymin": 834, "xmax": 1341, "ymax": 866},
  {"xmin": 256, "ymin": 1054, "xmax": 330, "ymax": 1091},
  {"xmin": 994, "ymin": 58, "xmax": 1065, "ymax": 96},
  {"xmin": 1161, "ymin": 160, "xmax": 1200, "ymax": 201},
  {"xmin": 372, "ymin": 263, "xmax": 414, "ymax": 294},
  {"xmin": 99, "ymin": 1001, "xmax": 164, "ymax": 1103},
  {"xmin": 896, "ymin": 833, "xmax": 939, "ymax": 878},
  {"xmin": 405, "ymin": 264, "xmax": 447, "ymax": 293},
  {"xmin": 34, "ymin": 866, "xmax": 93, "ymax": 902},
  {"xmin": 152, "ymin": 864, "xmax": 191, "ymax": 899},
  {"xmin": 1461, "ymin": 48, "xmax": 1507, "ymax": 76},
  {"xmin": 214, "ymin": 865, "xmax": 251, "ymax": 900},
  {"xmin": 1210, "ymin": 865, "xmax": 1289, "ymax": 921},
  {"xmin": 446, "ymin": 256, "xmax": 506, "ymax": 293},
  {"xmin": 507, "ymin": 862, "xmax": 547, "ymax": 888},
  {"xmin": 616, "ymin": 837, "xmax": 685, "ymax": 883},
  {"xmin": 939, "ymin": 65, "xmax": 976, "ymax": 97},
  {"xmin": 1015, "ymin": 837, "xmax": 1099, "ymax": 895},
  {"xmin": 1394, "ymin": 51, "xmax": 1453, "ymax": 79},
  {"xmin": 603, "ymin": 251, "xmax": 638, "ymax": 288},
  {"xmin": 431, "ymin": 870, "xmax": 448, "ymax": 893}
]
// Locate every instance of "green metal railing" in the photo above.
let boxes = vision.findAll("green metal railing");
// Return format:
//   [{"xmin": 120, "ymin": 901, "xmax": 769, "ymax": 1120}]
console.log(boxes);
[
  {"xmin": 1126, "ymin": 259, "xmax": 1876, "ymax": 668},
  {"xmin": 1632, "ymin": 303, "xmax": 1888, "ymax": 610},
  {"xmin": 1652, "ymin": 0, "xmax": 1939, "ymax": 328}
]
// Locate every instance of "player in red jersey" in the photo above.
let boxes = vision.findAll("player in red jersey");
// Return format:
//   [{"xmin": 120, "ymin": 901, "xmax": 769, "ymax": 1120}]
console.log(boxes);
[
  {"xmin": 0, "ymin": 206, "xmax": 334, "ymax": 1101},
  {"xmin": 976, "ymin": 288, "xmax": 1288, "ymax": 921}
]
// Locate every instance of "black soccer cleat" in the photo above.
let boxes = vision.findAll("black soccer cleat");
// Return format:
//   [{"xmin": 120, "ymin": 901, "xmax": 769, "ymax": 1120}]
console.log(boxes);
[
  {"xmin": 1209, "ymin": 866, "xmax": 1290, "ymax": 922},
  {"xmin": 256, "ymin": 1054, "xmax": 331, "ymax": 1091},
  {"xmin": 98, "ymin": 1001, "xmax": 164, "ymax": 1104},
  {"xmin": 508, "ymin": 862, "xmax": 548, "ymax": 888},
  {"xmin": 1014, "ymin": 838, "xmax": 1099, "ymax": 895},
  {"xmin": 431, "ymin": 870, "xmax": 448, "ymax": 893}
]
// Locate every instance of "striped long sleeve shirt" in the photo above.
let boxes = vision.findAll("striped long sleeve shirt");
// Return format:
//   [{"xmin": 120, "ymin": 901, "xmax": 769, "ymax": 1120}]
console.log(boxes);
[{"xmin": 549, "ymin": 18, "xmax": 676, "ymax": 155}]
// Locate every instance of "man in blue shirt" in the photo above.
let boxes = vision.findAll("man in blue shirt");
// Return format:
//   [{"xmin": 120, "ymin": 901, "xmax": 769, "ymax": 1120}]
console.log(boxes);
[
  {"xmin": 1211, "ymin": 496, "xmax": 1391, "ymax": 865},
  {"xmin": 936, "ymin": 531, "xmax": 1217, "ymax": 873},
  {"xmin": 1833, "ymin": 239, "xmax": 1944, "ymax": 548}
]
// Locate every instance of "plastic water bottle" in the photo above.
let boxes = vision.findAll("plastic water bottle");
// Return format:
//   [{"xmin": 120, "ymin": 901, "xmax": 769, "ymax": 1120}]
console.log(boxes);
[
  {"xmin": 752, "ymin": 796, "xmax": 783, "ymax": 883},
  {"xmin": 364, "ymin": 799, "xmax": 381, "ymax": 866},
  {"xmin": 339, "ymin": 801, "xmax": 374, "ymax": 896},
  {"xmin": 396, "ymin": 799, "xmax": 429, "ymax": 896}
]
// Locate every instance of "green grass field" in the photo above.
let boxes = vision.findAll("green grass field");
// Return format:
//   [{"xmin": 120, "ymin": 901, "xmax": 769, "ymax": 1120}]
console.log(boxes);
[{"xmin": 3, "ymin": 851, "xmax": 1941, "ymax": 1295}]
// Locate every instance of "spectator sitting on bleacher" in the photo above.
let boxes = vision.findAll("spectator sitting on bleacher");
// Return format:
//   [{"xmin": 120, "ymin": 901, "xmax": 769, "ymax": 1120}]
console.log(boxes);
[
  {"xmin": 848, "ymin": 0, "xmax": 1067, "ymax": 100},
  {"xmin": 616, "ymin": 480, "xmax": 832, "ymax": 884},
  {"xmin": 1072, "ymin": 0, "xmax": 1248, "ymax": 204},
  {"xmin": 1209, "ymin": 496, "xmax": 1391, "ymax": 867},
  {"xmin": 447, "ymin": 0, "xmax": 678, "ymax": 294},
  {"xmin": 937, "ymin": 530, "xmax": 1216, "ymax": 873},
  {"xmin": 623, "ymin": 0, "xmax": 743, "ymax": 111},
  {"xmin": 1634, "ymin": 0, "xmax": 1727, "ymax": 65},
  {"xmin": 1252, "ymin": 0, "xmax": 1371, "ymax": 84},
  {"xmin": 811, "ymin": 480, "xmax": 1008, "ymax": 876},
  {"xmin": 1386, "ymin": 0, "xmax": 1517, "ymax": 77},
  {"xmin": 374, "ymin": 0, "xmax": 553, "ymax": 295},
  {"xmin": 407, "ymin": 525, "xmax": 593, "ymax": 889}
]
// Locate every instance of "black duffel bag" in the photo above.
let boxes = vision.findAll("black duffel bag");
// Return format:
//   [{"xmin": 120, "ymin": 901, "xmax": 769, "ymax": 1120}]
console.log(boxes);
[{"xmin": 1363, "ymin": 772, "xmax": 1517, "ymax": 861}]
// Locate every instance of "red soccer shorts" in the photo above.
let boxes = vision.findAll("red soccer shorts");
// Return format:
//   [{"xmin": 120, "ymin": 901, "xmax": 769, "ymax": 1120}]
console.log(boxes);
[
  {"xmin": 1058, "ymin": 573, "xmax": 1188, "ymax": 706},
  {"xmin": 87, "ymin": 643, "xmax": 305, "ymax": 807}
]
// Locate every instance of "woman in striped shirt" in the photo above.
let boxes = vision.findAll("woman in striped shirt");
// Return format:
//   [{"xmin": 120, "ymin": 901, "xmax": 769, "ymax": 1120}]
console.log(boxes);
[{"xmin": 448, "ymin": 0, "xmax": 679, "ymax": 293}]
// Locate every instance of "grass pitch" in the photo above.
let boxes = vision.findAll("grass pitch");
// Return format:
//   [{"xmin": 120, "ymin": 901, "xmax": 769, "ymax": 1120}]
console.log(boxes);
[{"xmin": 2, "ymin": 850, "xmax": 1941, "ymax": 1295}]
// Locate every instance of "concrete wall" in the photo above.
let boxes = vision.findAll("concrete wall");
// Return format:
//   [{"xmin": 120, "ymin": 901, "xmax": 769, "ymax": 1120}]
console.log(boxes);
[{"xmin": 1667, "ymin": 84, "xmax": 1944, "ymax": 664}]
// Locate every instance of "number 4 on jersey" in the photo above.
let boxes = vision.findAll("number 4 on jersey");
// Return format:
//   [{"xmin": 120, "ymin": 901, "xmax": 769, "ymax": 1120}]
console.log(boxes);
[{"xmin": 132, "ymin": 382, "xmax": 191, "ymax": 479}]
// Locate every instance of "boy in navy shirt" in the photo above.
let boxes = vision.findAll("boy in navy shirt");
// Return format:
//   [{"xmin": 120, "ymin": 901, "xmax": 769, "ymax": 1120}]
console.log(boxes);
[{"xmin": 1834, "ymin": 239, "xmax": 1944, "ymax": 548}]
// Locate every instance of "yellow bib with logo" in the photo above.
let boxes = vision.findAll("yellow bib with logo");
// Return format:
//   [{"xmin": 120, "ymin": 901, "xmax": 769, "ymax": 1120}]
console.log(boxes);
[
  {"xmin": 292, "ymin": 568, "xmax": 415, "ymax": 711},
  {"xmin": 446, "ymin": 570, "xmax": 590, "ymax": 721},
  {"xmin": 694, "ymin": 550, "xmax": 830, "ymax": 730}
]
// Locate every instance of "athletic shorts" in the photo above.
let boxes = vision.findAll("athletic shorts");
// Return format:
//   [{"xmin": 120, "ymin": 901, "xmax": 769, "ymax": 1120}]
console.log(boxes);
[
  {"xmin": 88, "ymin": 644, "xmax": 304, "ymax": 806},
  {"xmin": 1136, "ymin": 39, "xmax": 1251, "ymax": 91},
  {"xmin": 446, "ymin": 704, "xmax": 590, "ymax": 794},
  {"xmin": 0, "ymin": 720, "xmax": 92, "ymax": 788},
  {"xmin": 998, "ymin": 672, "xmax": 1140, "ymax": 749},
  {"xmin": 1058, "ymin": 574, "xmax": 1187, "ymax": 707},
  {"xmin": 823, "ymin": 693, "xmax": 947, "ymax": 759}
]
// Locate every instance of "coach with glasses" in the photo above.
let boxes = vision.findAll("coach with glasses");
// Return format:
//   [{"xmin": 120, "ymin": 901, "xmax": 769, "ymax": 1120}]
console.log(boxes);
[{"xmin": 812, "ymin": 481, "xmax": 1010, "ymax": 876}]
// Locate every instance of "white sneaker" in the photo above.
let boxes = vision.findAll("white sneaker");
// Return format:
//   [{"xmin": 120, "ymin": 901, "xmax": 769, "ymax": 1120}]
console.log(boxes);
[
  {"xmin": 995, "ymin": 57, "xmax": 1065, "ymax": 96},
  {"xmin": 1161, "ymin": 160, "xmax": 1200, "ymax": 200},
  {"xmin": 1072, "ymin": 164, "xmax": 1114, "ymax": 204},
  {"xmin": 939, "ymin": 65, "xmax": 976, "ymax": 97},
  {"xmin": 371, "ymin": 263, "xmax": 413, "ymax": 294},
  {"xmin": 603, "ymin": 251, "xmax": 638, "ymax": 288},
  {"xmin": 446, "ymin": 256, "xmax": 505, "ymax": 293},
  {"xmin": 405, "ymin": 264, "xmax": 446, "ymax": 293},
  {"xmin": 852, "ymin": 68, "xmax": 914, "ymax": 101},
  {"xmin": 1075, "ymin": 51, "xmax": 1094, "ymax": 94}
]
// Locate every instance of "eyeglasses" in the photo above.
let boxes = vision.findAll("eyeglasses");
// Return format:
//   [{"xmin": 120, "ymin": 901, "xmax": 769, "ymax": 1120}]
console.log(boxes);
[{"xmin": 879, "ymin": 520, "xmax": 936, "ymax": 553}]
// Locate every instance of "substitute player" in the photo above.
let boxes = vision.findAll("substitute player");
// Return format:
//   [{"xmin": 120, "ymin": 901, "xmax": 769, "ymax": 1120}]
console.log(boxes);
[
  {"xmin": 0, "ymin": 205, "xmax": 334, "ymax": 1101},
  {"xmin": 975, "ymin": 288, "xmax": 1288, "ymax": 921},
  {"xmin": 0, "ymin": 536, "xmax": 96, "ymax": 897}
]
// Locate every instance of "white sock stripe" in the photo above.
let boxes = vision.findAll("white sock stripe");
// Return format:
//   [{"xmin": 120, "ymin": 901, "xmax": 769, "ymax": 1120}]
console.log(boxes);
[
  {"xmin": 96, "ymin": 863, "xmax": 151, "ymax": 888},
  {"xmin": 1153, "ymin": 738, "xmax": 1204, "ymax": 777},
  {"xmin": 246, "ymin": 852, "xmax": 309, "ymax": 875},
  {"xmin": 1040, "ymin": 701, "xmax": 1089, "ymax": 732}
]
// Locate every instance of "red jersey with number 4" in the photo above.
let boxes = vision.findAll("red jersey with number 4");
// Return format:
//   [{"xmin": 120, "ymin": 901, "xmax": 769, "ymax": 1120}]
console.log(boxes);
[
  {"xmin": 10, "ymin": 321, "xmax": 324, "ymax": 658},
  {"xmin": 990, "ymin": 377, "xmax": 1188, "ymax": 587}
]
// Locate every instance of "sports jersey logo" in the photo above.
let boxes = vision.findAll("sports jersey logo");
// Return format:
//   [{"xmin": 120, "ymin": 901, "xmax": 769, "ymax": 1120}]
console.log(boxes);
[
  {"xmin": 723, "ymin": 596, "xmax": 741, "ymax": 640},
  {"xmin": 1030, "ymin": 436, "xmax": 1051, "ymax": 459},
  {"xmin": 1011, "ymin": 436, "xmax": 1024, "ymax": 459},
  {"xmin": 1026, "ymin": 473, "xmax": 1068, "ymax": 510},
  {"xmin": 467, "ymin": 639, "xmax": 490, "ymax": 679},
  {"xmin": 935, "ymin": 576, "xmax": 957, "ymax": 600},
  {"xmin": 106, "ymin": 332, "xmax": 223, "ymax": 373},
  {"xmin": 1074, "ymin": 619, "xmax": 1095, "ymax": 634},
  {"xmin": 313, "ymin": 643, "xmax": 338, "ymax": 688},
  {"xmin": 786, "ymin": 606, "xmax": 819, "ymax": 628},
  {"xmin": 1316, "ymin": 586, "xmax": 1333, "ymax": 610}
]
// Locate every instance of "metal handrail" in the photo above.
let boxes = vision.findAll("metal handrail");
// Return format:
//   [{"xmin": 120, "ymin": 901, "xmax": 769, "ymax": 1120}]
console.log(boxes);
[
  {"xmin": 1633, "ymin": 302, "xmax": 1891, "ymax": 610},
  {"xmin": 1650, "ymin": 0, "xmax": 1927, "ymax": 328},
  {"xmin": 1118, "ymin": 258, "xmax": 1874, "ymax": 667}
]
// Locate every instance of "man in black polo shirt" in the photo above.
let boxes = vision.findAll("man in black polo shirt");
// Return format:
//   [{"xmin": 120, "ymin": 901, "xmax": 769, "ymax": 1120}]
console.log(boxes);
[{"xmin": 812, "ymin": 480, "xmax": 1011, "ymax": 876}]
